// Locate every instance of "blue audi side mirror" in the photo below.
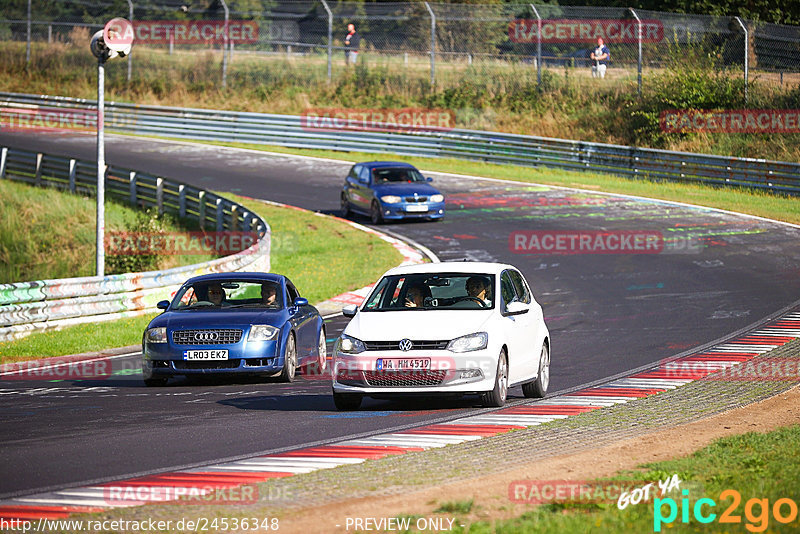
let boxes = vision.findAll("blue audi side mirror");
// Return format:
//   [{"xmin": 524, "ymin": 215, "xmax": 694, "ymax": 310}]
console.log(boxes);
[
  {"xmin": 157, "ymin": 300, "xmax": 170, "ymax": 310},
  {"xmin": 427, "ymin": 177, "xmax": 433, "ymax": 182}
]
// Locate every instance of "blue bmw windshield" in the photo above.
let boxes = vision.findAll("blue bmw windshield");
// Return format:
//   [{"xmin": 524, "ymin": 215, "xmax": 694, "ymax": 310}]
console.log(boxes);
[{"xmin": 372, "ymin": 167, "xmax": 425, "ymax": 183}]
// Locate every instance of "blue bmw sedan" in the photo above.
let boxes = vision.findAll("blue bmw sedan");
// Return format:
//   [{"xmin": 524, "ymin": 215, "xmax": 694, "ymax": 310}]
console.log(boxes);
[
  {"xmin": 141, "ymin": 273, "xmax": 326, "ymax": 386},
  {"xmin": 340, "ymin": 161, "xmax": 445, "ymax": 223}
]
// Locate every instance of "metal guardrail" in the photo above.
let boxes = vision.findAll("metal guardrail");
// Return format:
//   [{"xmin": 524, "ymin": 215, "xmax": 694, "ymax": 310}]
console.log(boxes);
[
  {"xmin": 0, "ymin": 143, "xmax": 271, "ymax": 343},
  {"xmin": 1, "ymin": 92, "xmax": 797, "ymax": 195}
]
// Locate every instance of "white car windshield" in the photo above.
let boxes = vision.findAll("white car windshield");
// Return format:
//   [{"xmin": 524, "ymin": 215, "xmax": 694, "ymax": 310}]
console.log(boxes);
[{"xmin": 362, "ymin": 273, "xmax": 495, "ymax": 311}]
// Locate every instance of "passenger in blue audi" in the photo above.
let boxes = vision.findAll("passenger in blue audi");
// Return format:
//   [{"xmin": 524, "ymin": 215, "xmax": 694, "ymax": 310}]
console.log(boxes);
[
  {"xmin": 141, "ymin": 273, "xmax": 327, "ymax": 387},
  {"xmin": 340, "ymin": 161, "xmax": 445, "ymax": 224}
]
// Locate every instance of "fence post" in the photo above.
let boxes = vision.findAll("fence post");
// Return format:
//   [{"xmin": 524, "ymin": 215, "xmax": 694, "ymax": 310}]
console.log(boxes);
[
  {"xmin": 220, "ymin": 0, "xmax": 229, "ymax": 88},
  {"xmin": 0, "ymin": 147, "xmax": 7, "ymax": 179},
  {"xmin": 26, "ymin": 0, "xmax": 31, "ymax": 65},
  {"xmin": 734, "ymin": 17, "xmax": 749, "ymax": 105},
  {"xmin": 320, "ymin": 0, "xmax": 333, "ymax": 83},
  {"xmin": 530, "ymin": 4, "xmax": 542, "ymax": 90},
  {"xmin": 629, "ymin": 8, "xmax": 643, "ymax": 97},
  {"xmin": 69, "ymin": 159, "xmax": 77, "ymax": 193},
  {"xmin": 126, "ymin": 0, "xmax": 133, "ymax": 82},
  {"xmin": 423, "ymin": 2, "xmax": 436, "ymax": 87}
]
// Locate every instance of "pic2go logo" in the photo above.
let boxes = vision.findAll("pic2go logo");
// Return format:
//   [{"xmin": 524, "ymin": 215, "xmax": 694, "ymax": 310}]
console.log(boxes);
[{"xmin": 654, "ymin": 489, "xmax": 799, "ymax": 532}]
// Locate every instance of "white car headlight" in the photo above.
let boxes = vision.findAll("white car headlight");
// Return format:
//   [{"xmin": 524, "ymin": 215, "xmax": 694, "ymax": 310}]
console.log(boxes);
[
  {"xmin": 430, "ymin": 194, "xmax": 444, "ymax": 203},
  {"xmin": 248, "ymin": 325, "xmax": 279, "ymax": 342},
  {"xmin": 339, "ymin": 334, "xmax": 366, "ymax": 354},
  {"xmin": 380, "ymin": 195, "xmax": 402, "ymax": 204},
  {"xmin": 146, "ymin": 327, "xmax": 167, "ymax": 344},
  {"xmin": 447, "ymin": 332, "xmax": 488, "ymax": 353}
]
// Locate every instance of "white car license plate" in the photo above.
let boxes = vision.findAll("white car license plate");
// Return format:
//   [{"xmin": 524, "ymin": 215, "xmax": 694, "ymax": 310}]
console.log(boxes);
[
  {"xmin": 405, "ymin": 204, "xmax": 428, "ymax": 212},
  {"xmin": 183, "ymin": 350, "xmax": 229, "ymax": 361},
  {"xmin": 376, "ymin": 358, "xmax": 431, "ymax": 370}
]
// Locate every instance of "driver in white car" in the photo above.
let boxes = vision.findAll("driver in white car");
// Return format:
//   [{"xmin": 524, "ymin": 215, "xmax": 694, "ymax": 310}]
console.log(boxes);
[{"xmin": 466, "ymin": 276, "xmax": 491, "ymax": 306}]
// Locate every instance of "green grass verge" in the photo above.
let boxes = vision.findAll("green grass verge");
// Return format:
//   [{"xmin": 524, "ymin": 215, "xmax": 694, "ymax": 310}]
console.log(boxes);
[
  {"xmin": 450, "ymin": 424, "xmax": 800, "ymax": 533},
  {"xmin": 0, "ymin": 179, "xmax": 214, "ymax": 283},
  {"xmin": 185, "ymin": 139, "xmax": 800, "ymax": 226},
  {"xmin": 0, "ymin": 196, "xmax": 402, "ymax": 362}
]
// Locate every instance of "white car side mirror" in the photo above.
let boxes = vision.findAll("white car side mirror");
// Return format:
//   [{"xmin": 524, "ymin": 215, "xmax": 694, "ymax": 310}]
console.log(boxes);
[
  {"xmin": 342, "ymin": 304, "xmax": 358, "ymax": 318},
  {"xmin": 505, "ymin": 301, "xmax": 529, "ymax": 316}
]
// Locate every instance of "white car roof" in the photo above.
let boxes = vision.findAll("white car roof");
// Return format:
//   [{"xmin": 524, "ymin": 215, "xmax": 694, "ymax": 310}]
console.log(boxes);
[{"xmin": 381, "ymin": 261, "xmax": 518, "ymax": 277}]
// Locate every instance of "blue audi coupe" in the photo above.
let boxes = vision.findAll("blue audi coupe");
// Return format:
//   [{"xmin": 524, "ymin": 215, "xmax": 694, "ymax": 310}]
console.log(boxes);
[{"xmin": 141, "ymin": 273, "xmax": 326, "ymax": 386}]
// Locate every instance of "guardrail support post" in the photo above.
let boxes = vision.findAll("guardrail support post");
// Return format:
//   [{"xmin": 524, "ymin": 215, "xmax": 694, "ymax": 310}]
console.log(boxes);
[
  {"xmin": 215, "ymin": 198, "xmax": 224, "ymax": 232},
  {"xmin": 629, "ymin": 8, "xmax": 643, "ymax": 97},
  {"xmin": 530, "ymin": 4, "xmax": 542, "ymax": 90},
  {"xmin": 178, "ymin": 184, "xmax": 186, "ymax": 218},
  {"xmin": 198, "ymin": 191, "xmax": 206, "ymax": 230},
  {"xmin": 423, "ymin": 2, "xmax": 436, "ymax": 87},
  {"xmin": 230, "ymin": 205, "xmax": 239, "ymax": 231},
  {"xmin": 0, "ymin": 147, "xmax": 7, "ymax": 179},
  {"xmin": 156, "ymin": 177, "xmax": 164, "ymax": 216},
  {"xmin": 34, "ymin": 153, "xmax": 42, "ymax": 186},
  {"xmin": 320, "ymin": 0, "xmax": 333, "ymax": 83},
  {"xmin": 734, "ymin": 17, "xmax": 749, "ymax": 105},
  {"xmin": 128, "ymin": 171, "xmax": 137, "ymax": 206},
  {"xmin": 69, "ymin": 159, "xmax": 77, "ymax": 193}
]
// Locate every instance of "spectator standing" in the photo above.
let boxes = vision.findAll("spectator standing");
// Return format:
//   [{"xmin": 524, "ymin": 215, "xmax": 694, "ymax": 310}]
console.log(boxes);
[
  {"xmin": 344, "ymin": 23, "xmax": 360, "ymax": 65},
  {"xmin": 590, "ymin": 37, "xmax": 610, "ymax": 79}
]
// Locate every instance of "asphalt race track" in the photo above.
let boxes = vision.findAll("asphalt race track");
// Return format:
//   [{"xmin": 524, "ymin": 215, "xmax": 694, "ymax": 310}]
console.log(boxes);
[{"xmin": 2, "ymin": 131, "xmax": 800, "ymax": 498}]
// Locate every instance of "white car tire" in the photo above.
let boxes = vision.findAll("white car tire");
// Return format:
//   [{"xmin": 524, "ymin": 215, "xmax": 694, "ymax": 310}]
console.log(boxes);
[
  {"xmin": 523, "ymin": 343, "xmax": 549, "ymax": 398},
  {"xmin": 482, "ymin": 350, "xmax": 508, "ymax": 407}
]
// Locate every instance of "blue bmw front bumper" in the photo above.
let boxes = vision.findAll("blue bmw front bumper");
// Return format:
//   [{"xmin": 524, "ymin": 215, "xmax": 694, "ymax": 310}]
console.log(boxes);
[{"xmin": 379, "ymin": 201, "xmax": 445, "ymax": 220}]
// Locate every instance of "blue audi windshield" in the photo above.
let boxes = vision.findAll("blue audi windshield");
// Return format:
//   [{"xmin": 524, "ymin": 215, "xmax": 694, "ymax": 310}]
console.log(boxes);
[{"xmin": 171, "ymin": 280, "xmax": 283, "ymax": 310}]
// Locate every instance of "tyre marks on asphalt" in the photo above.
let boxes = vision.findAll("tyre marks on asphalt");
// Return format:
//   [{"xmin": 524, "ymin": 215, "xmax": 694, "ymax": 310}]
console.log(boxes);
[{"xmin": 2, "ymin": 311, "xmax": 798, "ymax": 523}]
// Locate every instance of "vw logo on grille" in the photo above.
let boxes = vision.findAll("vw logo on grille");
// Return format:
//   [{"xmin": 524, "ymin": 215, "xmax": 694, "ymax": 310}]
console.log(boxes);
[
  {"xmin": 195, "ymin": 331, "xmax": 219, "ymax": 342},
  {"xmin": 398, "ymin": 339, "xmax": 413, "ymax": 351}
]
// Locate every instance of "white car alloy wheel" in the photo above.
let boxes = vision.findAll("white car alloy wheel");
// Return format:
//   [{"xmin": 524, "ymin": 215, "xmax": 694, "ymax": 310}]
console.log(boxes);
[
  {"xmin": 523, "ymin": 343, "xmax": 549, "ymax": 398},
  {"xmin": 482, "ymin": 350, "xmax": 508, "ymax": 407}
]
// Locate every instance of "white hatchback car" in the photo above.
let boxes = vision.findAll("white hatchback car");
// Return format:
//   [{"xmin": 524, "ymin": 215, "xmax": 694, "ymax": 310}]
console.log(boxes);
[{"xmin": 331, "ymin": 262, "xmax": 550, "ymax": 410}]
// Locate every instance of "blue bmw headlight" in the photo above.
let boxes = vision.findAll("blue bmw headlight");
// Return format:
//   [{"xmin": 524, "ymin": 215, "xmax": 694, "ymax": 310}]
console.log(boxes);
[{"xmin": 430, "ymin": 194, "xmax": 444, "ymax": 203}]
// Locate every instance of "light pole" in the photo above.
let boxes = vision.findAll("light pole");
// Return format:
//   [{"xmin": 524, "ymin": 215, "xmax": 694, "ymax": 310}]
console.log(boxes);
[{"xmin": 90, "ymin": 19, "xmax": 133, "ymax": 276}]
